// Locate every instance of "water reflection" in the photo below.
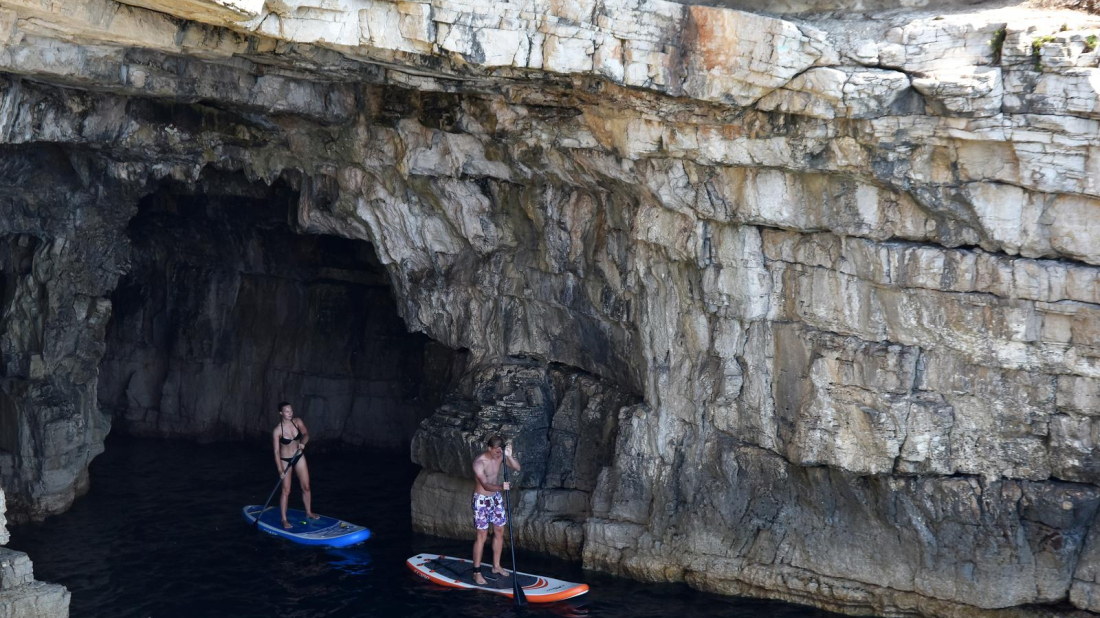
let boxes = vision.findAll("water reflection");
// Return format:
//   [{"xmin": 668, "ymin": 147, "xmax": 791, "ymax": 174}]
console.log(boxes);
[
  {"xmin": 326, "ymin": 547, "xmax": 374, "ymax": 575},
  {"xmin": 443, "ymin": 601, "xmax": 590, "ymax": 618}
]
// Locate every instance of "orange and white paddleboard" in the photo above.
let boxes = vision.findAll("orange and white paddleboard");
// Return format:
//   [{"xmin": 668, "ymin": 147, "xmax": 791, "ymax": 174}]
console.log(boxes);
[{"xmin": 406, "ymin": 553, "xmax": 589, "ymax": 603}]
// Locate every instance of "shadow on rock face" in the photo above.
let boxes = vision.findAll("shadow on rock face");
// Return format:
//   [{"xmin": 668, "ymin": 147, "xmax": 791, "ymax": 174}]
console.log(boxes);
[
  {"xmin": 411, "ymin": 360, "xmax": 641, "ymax": 560},
  {"xmin": 97, "ymin": 168, "xmax": 465, "ymax": 450}
]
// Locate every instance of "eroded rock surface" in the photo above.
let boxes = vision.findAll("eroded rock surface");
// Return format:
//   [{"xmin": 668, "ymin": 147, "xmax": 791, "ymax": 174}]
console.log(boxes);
[
  {"xmin": 411, "ymin": 362, "xmax": 637, "ymax": 560},
  {"xmin": 97, "ymin": 171, "xmax": 461, "ymax": 449},
  {"xmin": 0, "ymin": 1, "xmax": 1097, "ymax": 617},
  {"xmin": 0, "ymin": 146, "xmax": 134, "ymax": 523},
  {"xmin": 0, "ymin": 488, "xmax": 69, "ymax": 618}
]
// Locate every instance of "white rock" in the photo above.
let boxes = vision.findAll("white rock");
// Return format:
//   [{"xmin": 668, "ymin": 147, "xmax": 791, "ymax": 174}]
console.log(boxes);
[
  {"xmin": 912, "ymin": 66, "xmax": 1004, "ymax": 117},
  {"xmin": 679, "ymin": 7, "xmax": 823, "ymax": 106},
  {"xmin": 1048, "ymin": 195, "xmax": 1100, "ymax": 264}
]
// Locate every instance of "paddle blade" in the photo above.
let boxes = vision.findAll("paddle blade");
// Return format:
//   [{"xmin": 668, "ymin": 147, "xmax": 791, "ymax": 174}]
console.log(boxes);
[{"xmin": 513, "ymin": 576, "xmax": 528, "ymax": 606}]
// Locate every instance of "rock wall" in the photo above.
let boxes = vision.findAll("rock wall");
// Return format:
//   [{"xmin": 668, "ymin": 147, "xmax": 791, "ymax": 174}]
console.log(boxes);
[
  {"xmin": 0, "ymin": 1, "xmax": 1097, "ymax": 617},
  {"xmin": 411, "ymin": 362, "xmax": 637, "ymax": 560},
  {"xmin": 0, "ymin": 145, "xmax": 135, "ymax": 523},
  {"xmin": 0, "ymin": 487, "xmax": 70, "ymax": 618},
  {"xmin": 97, "ymin": 171, "xmax": 461, "ymax": 449}
]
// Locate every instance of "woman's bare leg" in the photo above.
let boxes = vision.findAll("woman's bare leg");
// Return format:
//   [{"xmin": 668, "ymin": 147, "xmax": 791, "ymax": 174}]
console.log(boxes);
[
  {"xmin": 279, "ymin": 470, "xmax": 293, "ymax": 529},
  {"xmin": 295, "ymin": 457, "xmax": 317, "ymax": 519}
]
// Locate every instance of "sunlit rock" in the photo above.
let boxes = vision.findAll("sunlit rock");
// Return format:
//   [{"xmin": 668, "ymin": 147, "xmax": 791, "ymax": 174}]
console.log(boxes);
[
  {"xmin": 0, "ymin": 1, "xmax": 1098, "ymax": 617},
  {"xmin": 911, "ymin": 66, "xmax": 1004, "ymax": 117}
]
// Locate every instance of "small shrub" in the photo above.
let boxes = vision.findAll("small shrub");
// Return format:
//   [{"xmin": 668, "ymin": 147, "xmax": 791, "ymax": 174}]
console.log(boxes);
[
  {"xmin": 989, "ymin": 28, "xmax": 1007, "ymax": 64},
  {"xmin": 1032, "ymin": 34, "xmax": 1056, "ymax": 69},
  {"xmin": 1086, "ymin": 34, "xmax": 1098, "ymax": 52},
  {"xmin": 1032, "ymin": 34, "xmax": 1057, "ymax": 54}
]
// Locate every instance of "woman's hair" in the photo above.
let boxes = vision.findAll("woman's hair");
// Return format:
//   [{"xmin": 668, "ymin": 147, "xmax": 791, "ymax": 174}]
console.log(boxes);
[
  {"xmin": 277, "ymin": 401, "xmax": 291, "ymax": 412},
  {"xmin": 486, "ymin": 434, "xmax": 505, "ymax": 448}
]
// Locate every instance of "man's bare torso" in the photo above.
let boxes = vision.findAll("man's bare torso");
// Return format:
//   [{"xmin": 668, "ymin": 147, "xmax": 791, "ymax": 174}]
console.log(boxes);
[{"xmin": 473, "ymin": 452, "xmax": 502, "ymax": 496}]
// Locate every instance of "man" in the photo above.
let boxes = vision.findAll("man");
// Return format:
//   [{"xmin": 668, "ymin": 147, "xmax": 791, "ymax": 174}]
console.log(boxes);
[{"xmin": 471, "ymin": 434, "xmax": 521, "ymax": 585}]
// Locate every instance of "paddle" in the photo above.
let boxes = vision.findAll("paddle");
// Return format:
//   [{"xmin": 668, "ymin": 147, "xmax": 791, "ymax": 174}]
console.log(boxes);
[
  {"xmin": 253, "ymin": 451, "xmax": 303, "ymax": 528},
  {"xmin": 502, "ymin": 457, "xmax": 527, "ymax": 607}
]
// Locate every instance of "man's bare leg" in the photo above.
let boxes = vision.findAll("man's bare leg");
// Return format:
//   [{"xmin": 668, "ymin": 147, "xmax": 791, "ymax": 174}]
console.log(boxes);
[
  {"xmin": 491, "ymin": 525, "xmax": 509, "ymax": 577},
  {"xmin": 473, "ymin": 528, "xmax": 489, "ymax": 585},
  {"xmin": 279, "ymin": 474, "xmax": 293, "ymax": 529}
]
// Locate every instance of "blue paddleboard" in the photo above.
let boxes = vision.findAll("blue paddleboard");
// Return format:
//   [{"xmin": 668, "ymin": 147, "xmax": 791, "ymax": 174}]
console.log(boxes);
[{"xmin": 242, "ymin": 505, "xmax": 370, "ymax": 547}]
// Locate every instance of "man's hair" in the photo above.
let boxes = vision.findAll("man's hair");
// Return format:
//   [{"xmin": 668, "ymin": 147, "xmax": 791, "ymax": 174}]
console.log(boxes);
[
  {"xmin": 486, "ymin": 434, "xmax": 505, "ymax": 448},
  {"xmin": 277, "ymin": 401, "xmax": 291, "ymax": 412}
]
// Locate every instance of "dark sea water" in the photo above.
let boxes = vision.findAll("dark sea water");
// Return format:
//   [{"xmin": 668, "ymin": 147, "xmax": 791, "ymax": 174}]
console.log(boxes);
[{"xmin": 9, "ymin": 436, "xmax": 846, "ymax": 618}]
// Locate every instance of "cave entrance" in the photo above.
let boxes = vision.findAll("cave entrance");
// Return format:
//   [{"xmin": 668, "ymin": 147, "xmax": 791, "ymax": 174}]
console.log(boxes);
[{"xmin": 97, "ymin": 168, "xmax": 462, "ymax": 450}]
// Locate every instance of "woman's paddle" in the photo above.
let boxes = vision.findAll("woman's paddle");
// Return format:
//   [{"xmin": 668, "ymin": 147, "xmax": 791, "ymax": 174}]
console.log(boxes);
[
  {"xmin": 253, "ymin": 451, "xmax": 302, "ymax": 528},
  {"xmin": 502, "ymin": 460, "xmax": 527, "ymax": 606}
]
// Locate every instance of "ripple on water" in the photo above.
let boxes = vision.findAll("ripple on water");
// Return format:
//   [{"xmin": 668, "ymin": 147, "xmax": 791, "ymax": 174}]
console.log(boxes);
[{"xmin": 8, "ymin": 436, "xmax": 850, "ymax": 618}]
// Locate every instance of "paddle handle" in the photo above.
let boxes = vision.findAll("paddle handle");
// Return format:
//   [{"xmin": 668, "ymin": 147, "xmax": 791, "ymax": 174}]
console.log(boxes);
[
  {"xmin": 502, "ymin": 463, "xmax": 527, "ymax": 606},
  {"xmin": 254, "ymin": 451, "xmax": 302, "ymax": 527}
]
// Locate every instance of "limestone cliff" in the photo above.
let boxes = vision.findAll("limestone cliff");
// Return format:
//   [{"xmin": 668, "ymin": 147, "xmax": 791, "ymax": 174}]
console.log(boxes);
[
  {"xmin": 0, "ymin": 1, "xmax": 1097, "ymax": 617},
  {"xmin": 411, "ymin": 363, "xmax": 638, "ymax": 560},
  {"xmin": 0, "ymin": 488, "xmax": 70, "ymax": 618}
]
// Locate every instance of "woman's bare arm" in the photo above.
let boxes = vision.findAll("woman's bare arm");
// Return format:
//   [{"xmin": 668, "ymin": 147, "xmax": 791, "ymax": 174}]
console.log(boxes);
[{"xmin": 295, "ymin": 418, "xmax": 309, "ymax": 449}]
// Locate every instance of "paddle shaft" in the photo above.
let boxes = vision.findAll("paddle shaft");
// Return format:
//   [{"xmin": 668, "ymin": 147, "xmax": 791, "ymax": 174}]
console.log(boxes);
[
  {"xmin": 502, "ymin": 463, "xmax": 527, "ymax": 606},
  {"xmin": 254, "ymin": 450, "xmax": 302, "ymax": 527}
]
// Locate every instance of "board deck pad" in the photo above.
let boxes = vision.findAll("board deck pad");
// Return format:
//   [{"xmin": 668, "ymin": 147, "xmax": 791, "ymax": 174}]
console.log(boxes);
[
  {"xmin": 407, "ymin": 553, "xmax": 589, "ymax": 603},
  {"xmin": 242, "ymin": 505, "xmax": 370, "ymax": 547}
]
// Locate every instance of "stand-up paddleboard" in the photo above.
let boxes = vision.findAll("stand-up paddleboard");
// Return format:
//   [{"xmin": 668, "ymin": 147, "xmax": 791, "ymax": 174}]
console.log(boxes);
[
  {"xmin": 407, "ymin": 553, "xmax": 589, "ymax": 603},
  {"xmin": 243, "ymin": 506, "xmax": 370, "ymax": 547}
]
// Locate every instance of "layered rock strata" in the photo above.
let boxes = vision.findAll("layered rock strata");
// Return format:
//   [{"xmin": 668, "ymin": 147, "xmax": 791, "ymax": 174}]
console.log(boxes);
[
  {"xmin": 0, "ymin": 488, "xmax": 69, "ymax": 618},
  {"xmin": 0, "ymin": 1, "xmax": 1097, "ymax": 617},
  {"xmin": 411, "ymin": 362, "xmax": 637, "ymax": 560}
]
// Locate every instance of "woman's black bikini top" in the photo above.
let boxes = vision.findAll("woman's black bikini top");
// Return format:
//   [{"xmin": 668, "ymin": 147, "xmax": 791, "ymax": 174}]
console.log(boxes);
[{"xmin": 279, "ymin": 422, "xmax": 302, "ymax": 445}]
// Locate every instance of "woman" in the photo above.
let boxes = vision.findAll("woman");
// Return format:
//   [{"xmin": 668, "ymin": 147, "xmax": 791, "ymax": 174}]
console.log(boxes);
[{"xmin": 272, "ymin": 401, "xmax": 318, "ymax": 529}]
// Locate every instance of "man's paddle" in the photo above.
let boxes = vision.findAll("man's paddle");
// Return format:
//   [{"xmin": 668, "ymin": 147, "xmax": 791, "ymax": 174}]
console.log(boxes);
[
  {"xmin": 253, "ymin": 451, "xmax": 302, "ymax": 528},
  {"xmin": 502, "ymin": 456, "xmax": 527, "ymax": 606}
]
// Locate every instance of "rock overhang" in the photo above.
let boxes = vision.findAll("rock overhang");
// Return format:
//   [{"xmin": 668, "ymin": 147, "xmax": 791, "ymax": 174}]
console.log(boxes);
[{"xmin": 1, "ymin": 1, "xmax": 1100, "ymax": 618}]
